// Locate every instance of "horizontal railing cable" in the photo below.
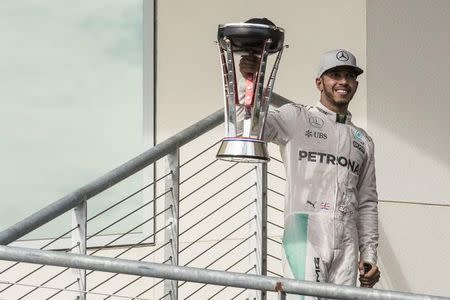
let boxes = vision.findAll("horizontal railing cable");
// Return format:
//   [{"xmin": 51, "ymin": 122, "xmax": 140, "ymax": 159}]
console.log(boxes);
[
  {"xmin": 87, "ymin": 226, "xmax": 173, "ymax": 293},
  {"xmin": 268, "ymin": 253, "xmax": 282, "ymax": 262},
  {"xmin": 179, "ymin": 201, "xmax": 256, "ymax": 254},
  {"xmin": 231, "ymin": 287, "xmax": 247, "ymax": 299},
  {"xmin": 178, "ymin": 234, "xmax": 254, "ymax": 288},
  {"xmin": 87, "ymin": 172, "xmax": 171, "ymax": 223},
  {"xmin": 17, "ymin": 265, "xmax": 72, "ymax": 300},
  {"xmin": 183, "ymin": 250, "xmax": 256, "ymax": 299},
  {"xmin": 46, "ymin": 208, "xmax": 174, "ymax": 299},
  {"xmin": 132, "ymin": 277, "xmax": 165, "ymax": 299},
  {"xmin": 268, "ymin": 270, "xmax": 283, "ymax": 278},
  {"xmin": 179, "ymin": 159, "xmax": 219, "ymax": 185},
  {"xmin": 269, "ymin": 156, "xmax": 284, "ymax": 164},
  {"xmin": 179, "ymin": 184, "xmax": 254, "ymax": 236},
  {"xmin": 268, "ymin": 171, "xmax": 286, "ymax": 181},
  {"xmin": 268, "ymin": 187, "xmax": 284, "ymax": 198},
  {"xmin": 179, "ymin": 168, "xmax": 255, "ymax": 219},
  {"xmin": 268, "ymin": 204, "xmax": 284, "ymax": 213},
  {"xmin": 183, "ymin": 217, "xmax": 254, "ymax": 269},
  {"xmin": 180, "ymin": 140, "xmax": 221, "ymax": 168},
  {"xmin": 158, "ymin": 291, "xmax": 170, "ymax": 300},
  {"xmin": 100, "ymin": 244, "xmax": 171, "ymax": 299},
  {"xmin": 85, "ymin": 189, "xmax": 171, "ymax": 242},
  {"xmin": 88, "ymin": 202, "xmax": 171, "ymax": 255},
  {"xmin": 268, "ymin": 220, "xmax": 284, "ymax": 230},
  {"xmin": 179, "ymin": 162, "xmax": 240, "ymax": 202},
  {"xmin": 268, "ymin": 237, "xmax": 282, "ymax": 245}
]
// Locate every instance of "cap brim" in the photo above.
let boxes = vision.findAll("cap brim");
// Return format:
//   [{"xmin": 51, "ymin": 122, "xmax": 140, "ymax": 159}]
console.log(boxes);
[{"xmin": 319, "ymin": 65, "xmax": 364, "ymax": 77}]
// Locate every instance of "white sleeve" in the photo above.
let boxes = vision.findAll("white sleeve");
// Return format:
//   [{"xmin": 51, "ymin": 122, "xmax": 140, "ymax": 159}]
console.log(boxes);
[
  {"xmin": 357, "ymin": 140, "xmax": 379, "ymax": 265},
  {"xmin": 263, "ymin": 104, "xmax": 302, "ymax": 145}
]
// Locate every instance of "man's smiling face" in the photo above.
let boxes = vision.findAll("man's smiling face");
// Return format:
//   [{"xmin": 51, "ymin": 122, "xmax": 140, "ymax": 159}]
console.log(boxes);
[{"xmin": 316, "ymin": 66, "xmax": 359, "ymax": 112}]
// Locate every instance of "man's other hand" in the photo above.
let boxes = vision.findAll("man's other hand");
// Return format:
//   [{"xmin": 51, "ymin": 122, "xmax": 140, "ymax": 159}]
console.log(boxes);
[{"xmin": 358, "ymin": 261, "xmax": 380, "ymax": 288}]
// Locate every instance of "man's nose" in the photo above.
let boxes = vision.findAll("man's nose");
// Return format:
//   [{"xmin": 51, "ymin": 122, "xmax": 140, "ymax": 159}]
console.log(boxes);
[{"xmin": 337, "ymin": 76, "xmax": 348, "ymax": 83}]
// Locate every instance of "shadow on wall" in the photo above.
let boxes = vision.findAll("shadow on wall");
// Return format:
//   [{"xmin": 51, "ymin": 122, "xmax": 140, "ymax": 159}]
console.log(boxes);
[{"xmin": 377, "ymin": 221, "xmax": 410, "ymax": 292}]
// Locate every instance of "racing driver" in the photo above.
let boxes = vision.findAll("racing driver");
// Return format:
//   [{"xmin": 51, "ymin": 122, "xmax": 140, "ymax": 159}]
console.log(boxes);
[{"xmin": 239, "ymin": 42, "xmax": 381, "ymax": 295}]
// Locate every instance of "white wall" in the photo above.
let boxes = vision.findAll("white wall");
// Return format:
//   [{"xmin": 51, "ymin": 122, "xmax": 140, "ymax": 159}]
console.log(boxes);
[
  {"xmin": 367, "ymin": 0, "xmax": 450, "ymax": 203},
  {"xmin": 367, "ymin": 0, "xmax": 450, "ymax": 297}
]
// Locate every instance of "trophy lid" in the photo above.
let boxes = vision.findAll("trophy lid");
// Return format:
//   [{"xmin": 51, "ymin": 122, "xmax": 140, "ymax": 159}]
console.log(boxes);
[{"xmin": 217, "ymin": 23, "xmax": 284, "ymax": 54}]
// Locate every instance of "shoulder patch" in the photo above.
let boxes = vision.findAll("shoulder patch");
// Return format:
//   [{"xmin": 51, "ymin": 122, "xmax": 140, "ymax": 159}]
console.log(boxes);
[{"xmin": 352, "ymin": 126, "xmax": 374, "ymax": 145}]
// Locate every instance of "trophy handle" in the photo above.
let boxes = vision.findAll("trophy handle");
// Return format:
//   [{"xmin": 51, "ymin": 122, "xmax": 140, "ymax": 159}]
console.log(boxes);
[{"xmin": 258, "ymin": 47, "xmax": 285, "ymax": 140}]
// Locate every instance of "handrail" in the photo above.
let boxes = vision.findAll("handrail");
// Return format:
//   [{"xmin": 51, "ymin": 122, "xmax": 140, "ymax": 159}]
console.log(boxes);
[
  {"xmin": 0, "ymin": 245, "xmax": 446, "ymax": 300},
  {"xmin": 0, "ymin": 93, "xmax": 291, "ymax": 245}
]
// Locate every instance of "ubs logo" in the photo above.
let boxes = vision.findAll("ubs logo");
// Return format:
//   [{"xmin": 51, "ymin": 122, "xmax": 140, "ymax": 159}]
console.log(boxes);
[
  {"xmin": 309, "ymin": 116, "xmax": 324, "ymax": 128},
  {"xmin": 305, "ymin": 130, "xmax": 327, "ymax": 139}
]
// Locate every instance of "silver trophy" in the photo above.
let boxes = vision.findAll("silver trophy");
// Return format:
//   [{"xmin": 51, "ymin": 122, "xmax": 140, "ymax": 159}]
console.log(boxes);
[{"xmin": 216, "ymin": 22, "xmax": 285, "ymax": 162}]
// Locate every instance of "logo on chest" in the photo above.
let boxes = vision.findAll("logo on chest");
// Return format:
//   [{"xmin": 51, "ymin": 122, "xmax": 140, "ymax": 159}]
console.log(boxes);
[
  {"xmin": 298, "ymin": 150, "xmax": 361, "ymax": 175},
  {"xmin": 309, "ymin": 116, "xmax": 324, "ymax": 128},
  {"xmin": 305, "ymin": 130, "xmax": 327, "ymax": 140}
]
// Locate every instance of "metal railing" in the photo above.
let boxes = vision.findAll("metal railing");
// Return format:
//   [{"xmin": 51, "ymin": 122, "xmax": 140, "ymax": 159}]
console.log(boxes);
[
  {"xmin": 0, "ymin": 93, "xmax": 447, "ymax": 300},
  {"xmin": 0, "ymin": 246, "xmax": 447, "ymax": 300}
]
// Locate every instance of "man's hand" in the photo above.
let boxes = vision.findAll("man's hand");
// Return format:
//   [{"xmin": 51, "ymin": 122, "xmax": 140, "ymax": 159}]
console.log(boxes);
[
  {"xmin": 239, "ymin": 55, "xmax": 260, "ymax": 79},
  {"xmin": 358, "ymin": 261, "xmax": 380, "ymax": 288}
]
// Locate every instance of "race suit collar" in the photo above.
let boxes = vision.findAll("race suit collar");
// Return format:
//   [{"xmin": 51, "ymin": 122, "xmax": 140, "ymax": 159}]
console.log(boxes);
[{"xmin": 315, "ymin": 102, "xmax": 352, "ymax": 124}]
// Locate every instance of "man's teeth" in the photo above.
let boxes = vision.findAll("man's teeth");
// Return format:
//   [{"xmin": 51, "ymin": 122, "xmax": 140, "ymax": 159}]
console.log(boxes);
[{"xmin": 336, "ymin": 89, "xmax": 348, "ymax": 94}]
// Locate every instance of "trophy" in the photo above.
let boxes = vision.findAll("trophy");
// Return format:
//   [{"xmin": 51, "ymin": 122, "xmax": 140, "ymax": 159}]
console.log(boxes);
[{"xmin": 216, "ymin": 21, "xmax": 285, "ymax": 162}]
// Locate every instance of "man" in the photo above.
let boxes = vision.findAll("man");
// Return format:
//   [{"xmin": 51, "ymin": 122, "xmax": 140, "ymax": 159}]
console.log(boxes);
[{"xmin": 239, "ymin": 44, "xmax": 380, "ymax": 293}]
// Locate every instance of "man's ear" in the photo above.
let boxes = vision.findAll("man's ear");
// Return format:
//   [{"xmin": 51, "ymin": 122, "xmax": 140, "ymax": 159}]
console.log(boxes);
[{"xmin": 315, "ymin": 77, "xmax": 323, "ymax": 92}]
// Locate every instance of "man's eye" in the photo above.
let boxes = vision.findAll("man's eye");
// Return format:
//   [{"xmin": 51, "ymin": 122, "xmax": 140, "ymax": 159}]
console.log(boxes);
[{"xmin": 348, "ymin": 74, "xmax": 357, "ymax": 80}]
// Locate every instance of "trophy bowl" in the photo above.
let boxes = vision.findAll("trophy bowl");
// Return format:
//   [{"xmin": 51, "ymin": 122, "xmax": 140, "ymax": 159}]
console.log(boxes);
[{"xmin": 216, "ymin": 21, "xmax": 285, "ymax": 163}]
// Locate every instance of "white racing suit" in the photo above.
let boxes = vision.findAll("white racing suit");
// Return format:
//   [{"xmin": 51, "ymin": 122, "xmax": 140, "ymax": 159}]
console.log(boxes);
[{"xmin": 263, "ymin": 102, "xmax": 379, "ymax": 299}]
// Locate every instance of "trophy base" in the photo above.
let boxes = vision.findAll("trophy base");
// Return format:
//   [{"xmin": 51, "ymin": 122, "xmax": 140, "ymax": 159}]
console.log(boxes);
[{"xmin": 216, "ymin": 137, "xmax": 270, "ymax": 163}]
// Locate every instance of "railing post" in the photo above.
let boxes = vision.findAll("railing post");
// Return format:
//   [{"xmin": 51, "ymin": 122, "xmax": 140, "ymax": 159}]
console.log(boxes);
[
  {"xmin": 249, "ymin": 163, "xmax": 268, "ymax": 300},
  {"xmin": 164, "ymin": 148, "xmax": 180, "ymax": 300},
  {"xmin": 71, "ymin": 201, "xmax": 87, "ymax": 300}
]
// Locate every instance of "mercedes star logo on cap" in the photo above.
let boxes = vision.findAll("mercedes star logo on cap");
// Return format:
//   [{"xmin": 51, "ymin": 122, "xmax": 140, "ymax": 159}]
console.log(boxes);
[{"xmin": 336, "ymin": 51, "xmax": 349, "ymax": 61}]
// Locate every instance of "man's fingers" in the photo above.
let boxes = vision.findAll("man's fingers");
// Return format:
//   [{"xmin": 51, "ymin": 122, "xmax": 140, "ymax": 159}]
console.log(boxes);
[
  {"xmin": 365, "ymin": 265, "xmax": 379, "ymax": 277},
  {"xmin": 360, "ymin": 272, "xmax": 380, "ymax": 284},
  {"xmin": 360, "ymin": 277, "xmax": 380, "ymax": 287},
  {"xmin": 358, "ymin": 263, "xmax": 380, "ymax": 289},
  {"xmin": 359, "ymin": 270, "xmax": 380, "ymax": 288}
]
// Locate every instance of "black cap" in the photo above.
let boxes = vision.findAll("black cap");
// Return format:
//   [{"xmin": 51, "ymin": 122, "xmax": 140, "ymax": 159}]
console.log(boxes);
[{"xmin": 245, "ymin": 17, "xmax": 276, "ymax": 27}]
